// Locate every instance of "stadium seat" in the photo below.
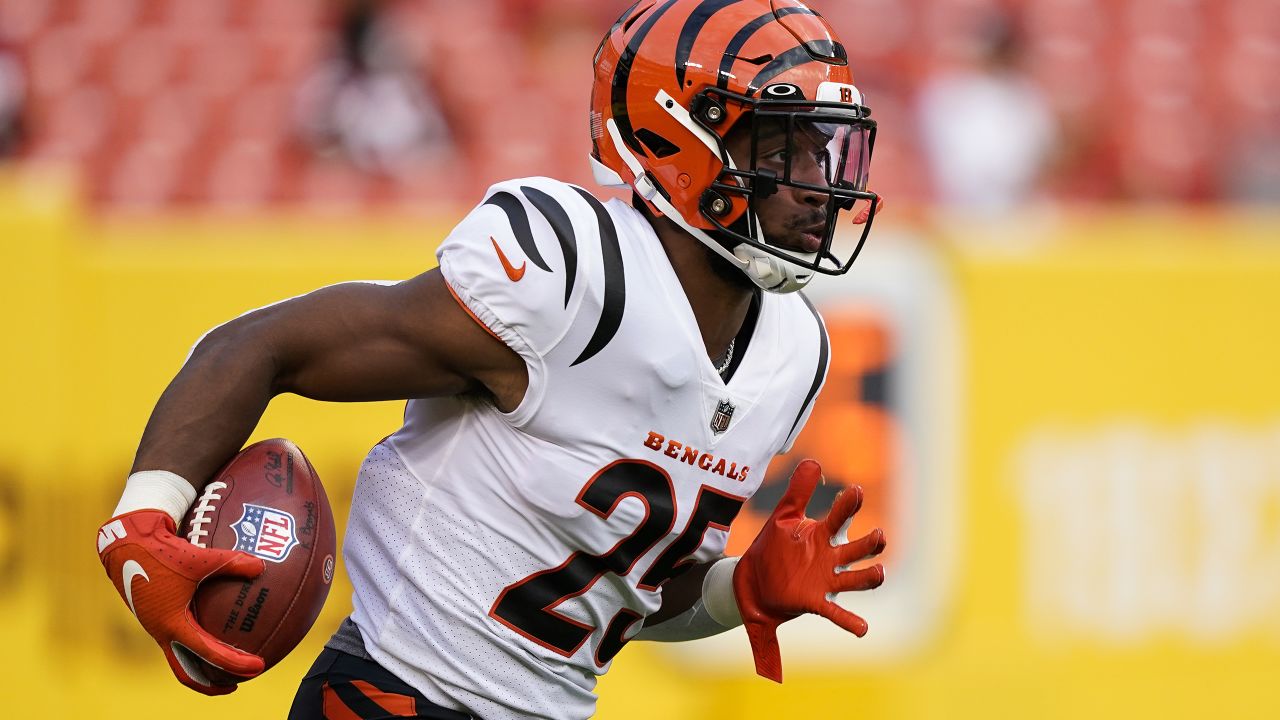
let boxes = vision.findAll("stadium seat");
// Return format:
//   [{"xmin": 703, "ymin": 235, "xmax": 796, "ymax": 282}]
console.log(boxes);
[{"xmin": 6, "ymin": 0, "xmax": 1277, "ymax": 207}]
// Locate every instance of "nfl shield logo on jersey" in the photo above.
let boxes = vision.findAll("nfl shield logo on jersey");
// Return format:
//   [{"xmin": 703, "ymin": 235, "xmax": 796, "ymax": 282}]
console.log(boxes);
[
  {"xmin": 711, "ymin": 399, "xmax": 735, "ymax": 435},
  {"xmin": 232, "ymin": 503, "xmax": 300, "ymax": 563}
]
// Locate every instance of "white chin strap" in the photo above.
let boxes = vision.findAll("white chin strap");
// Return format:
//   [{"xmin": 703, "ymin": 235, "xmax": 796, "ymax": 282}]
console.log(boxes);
[
  {"xmin": 599, "ymin": 111, "xmax": 815, "ymax": 294},
  {"xmin": 732, "ymin": 245, "xmax": 816, "ymax": 293}
]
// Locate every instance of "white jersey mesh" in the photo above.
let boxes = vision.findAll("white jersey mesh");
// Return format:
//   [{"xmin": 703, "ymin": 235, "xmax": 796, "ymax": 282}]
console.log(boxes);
[{"xmin": 343, "ymin": 178, "xmax": 830, "ymax": 719}]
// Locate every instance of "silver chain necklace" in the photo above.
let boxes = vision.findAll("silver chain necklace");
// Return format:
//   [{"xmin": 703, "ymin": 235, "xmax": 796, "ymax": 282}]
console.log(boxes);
[{"xmin": 714, "ymin": 338, "xmax": 736, "ymax": 375}]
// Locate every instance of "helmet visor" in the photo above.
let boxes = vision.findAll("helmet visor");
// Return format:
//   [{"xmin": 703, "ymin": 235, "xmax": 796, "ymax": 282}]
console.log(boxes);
[
  {"xmin": 767, "ymin": 113, "xmax": 873, "ymax": 196},
  {"xmin": 819, "ymin": 119, "xmax": 872, "ymax": 191}
]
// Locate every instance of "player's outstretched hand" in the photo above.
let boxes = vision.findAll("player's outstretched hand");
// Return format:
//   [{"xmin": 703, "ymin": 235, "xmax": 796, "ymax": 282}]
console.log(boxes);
[
  {"xmin": 852, "ymin": 195, "xmax": 885, "ymax": 225},
  {"xmin": 97, "ymin": 509, "xmax": 267, "ymax": 695},
  {"xmin": 733, "ymin": 459, "xmax": 886, "ymax": 683}
]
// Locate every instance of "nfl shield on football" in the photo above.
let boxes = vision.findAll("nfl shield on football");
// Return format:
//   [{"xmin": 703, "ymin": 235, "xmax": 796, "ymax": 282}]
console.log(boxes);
[{"xmin": 180, "ymin": 438, "xmax": 336, "ymax": 685}]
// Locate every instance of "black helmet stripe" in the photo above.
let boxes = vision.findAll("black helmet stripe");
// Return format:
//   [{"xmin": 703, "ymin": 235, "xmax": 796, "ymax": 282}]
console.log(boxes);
[
  {"xmin": 715, "ymin": 6, "xmax": 817, "ymax": 90},
  {"xmin": 675, "ymin": 0, "xmax": 748, "ymax": 89},
  {"xmin": 611, "ymin": 0, "xmax": 647, "ymax": 34},
  {"xmin": 596, "ymin": 0, "xmax": 646, "ymax": 65},
  {"xmin": 611, "ymin": 0, "xmax": 681, "ymax": 156},
  {"xmin": 746, "ymin": 40, "xmax": 846, "ymax": 96}
]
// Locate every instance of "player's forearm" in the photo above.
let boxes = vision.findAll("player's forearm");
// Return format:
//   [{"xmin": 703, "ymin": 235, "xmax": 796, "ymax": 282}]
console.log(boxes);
[
  {"xmin": 645, "ymin": 561, "xmax": 714, "ymax": 626},
  {"xmin": 130, "ymin": 323, "xmax": 278, "ymax": 491},
  {"xmin": 635, "ymin": 559, "xmax": 742, "ymax": 642}
]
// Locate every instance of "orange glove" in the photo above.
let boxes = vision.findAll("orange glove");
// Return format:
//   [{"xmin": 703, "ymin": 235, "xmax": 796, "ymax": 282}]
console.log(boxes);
[
  {"xmin": 733, "ymin": 459, "xmax": 886, "ymax": 682},
  {"xmin": 853, "ymin": 196, "xmax": 885, "ymax": 225},
  {"xmin": 97, "ymin": 509, "xmax": 267, "ymax": 695}
]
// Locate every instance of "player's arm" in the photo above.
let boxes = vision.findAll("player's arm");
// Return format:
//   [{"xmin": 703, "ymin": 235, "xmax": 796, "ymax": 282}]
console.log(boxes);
[
  {"xmin": 132, "ymin": 269, "xmax": 524, "ymax": 487},
  {"xmin": 631, "ymin": 561, "xmax": 736, "ymax": 643},
  {"xmin": 98, "ymin": 269, "xmax": 522, "ymax": 695},
  {"xmin": 643, "ymin": 562, "xmax": 714, "ymax": 627}
]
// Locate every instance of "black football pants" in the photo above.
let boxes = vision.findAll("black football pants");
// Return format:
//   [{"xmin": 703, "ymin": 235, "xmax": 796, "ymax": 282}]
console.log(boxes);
[{"xmin": 288, "ymin": 647, "xmax": 475, "ymax": 720}]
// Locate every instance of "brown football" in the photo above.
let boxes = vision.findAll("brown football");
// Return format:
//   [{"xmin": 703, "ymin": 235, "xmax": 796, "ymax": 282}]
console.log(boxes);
[{"xmin": 179, "ymin": 438, "xmax": 336, "ymax": 685}]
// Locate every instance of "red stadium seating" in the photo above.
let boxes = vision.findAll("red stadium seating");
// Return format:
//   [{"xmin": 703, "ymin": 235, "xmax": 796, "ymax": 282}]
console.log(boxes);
[{"xmin": 0, "ymin": 0, "xmax": 1275, "ymax": 210}]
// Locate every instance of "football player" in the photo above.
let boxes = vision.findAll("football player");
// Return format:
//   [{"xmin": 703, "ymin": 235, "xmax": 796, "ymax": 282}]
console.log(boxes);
[{"xmin": 96, "ymin": 1, "xmax": 886, "ymax": 717}]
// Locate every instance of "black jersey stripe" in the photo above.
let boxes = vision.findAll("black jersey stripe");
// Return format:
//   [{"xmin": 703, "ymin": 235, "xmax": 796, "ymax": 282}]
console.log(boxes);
[
  {"xmin": 483, "ymin": 192, "xmax": 551, "ymax": 273},
  {"xmin": 611, "ymin": 0, "xmax": 680, "ymax": 156},
  {"xmin": 786, "ymin": 292, "xmax": 830, "ymax": 440},
  {"xmin": 720, "ymin": 288, "xmax": 760, "ymax": 383},
  {"xmin": 675, "ymin": 0, "xmax": 746, "ymax": 89},
  {"xmin": 570, "ymin": 187, "xmax": 626, "ymax": 366},
  {"xmin": 716, "ymin": 6, "xmax": 816, "ymax": 89},
  {"xmin": 520, "ymin": 185, "xmax": 579, "ymax": 308}
]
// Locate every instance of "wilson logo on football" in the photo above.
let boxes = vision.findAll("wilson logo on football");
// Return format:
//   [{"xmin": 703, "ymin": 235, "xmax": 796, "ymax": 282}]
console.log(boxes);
[{"xmin": 232, "ymin": 503, "xmax": 300, "ymax": 563}]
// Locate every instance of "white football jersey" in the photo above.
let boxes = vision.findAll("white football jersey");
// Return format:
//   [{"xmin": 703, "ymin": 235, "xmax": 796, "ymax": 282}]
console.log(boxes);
[{"xmin": 344, "ymin": 177, "xmax": 830, "ymax": 720}]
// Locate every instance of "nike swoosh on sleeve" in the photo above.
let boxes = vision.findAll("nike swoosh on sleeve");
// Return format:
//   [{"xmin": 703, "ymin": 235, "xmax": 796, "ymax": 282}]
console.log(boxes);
[
  {"xmin": 491, "ymin": 236, "xmax": 527, "ymax": 282},
  {"xmin": 122, "ymin": 559, "xmax": 150, "ymax": 617}
]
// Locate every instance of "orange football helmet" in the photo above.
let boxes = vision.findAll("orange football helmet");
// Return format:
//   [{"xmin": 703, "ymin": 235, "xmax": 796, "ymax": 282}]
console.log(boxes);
[{"xmin": 590, "ymin": 0, "xmax": 879, "ymax": 293}]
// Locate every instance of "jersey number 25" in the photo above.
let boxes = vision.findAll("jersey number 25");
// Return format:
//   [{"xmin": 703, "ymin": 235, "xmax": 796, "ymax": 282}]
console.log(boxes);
[{"xmin": 489, "ymin": 458, "xmax": 745, "ymax": 666}]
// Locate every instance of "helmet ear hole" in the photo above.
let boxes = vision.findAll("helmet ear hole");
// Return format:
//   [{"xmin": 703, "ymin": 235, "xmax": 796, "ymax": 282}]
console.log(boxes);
[{"xmin": 635, "ymin": 129, "xmax": 681, "ymax": 159}]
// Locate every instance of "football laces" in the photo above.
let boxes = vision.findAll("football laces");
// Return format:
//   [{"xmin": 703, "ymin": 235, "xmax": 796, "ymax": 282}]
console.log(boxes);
[{"xmin": 185, "ymin": 481, "xmax": 228, "ymax": 548}]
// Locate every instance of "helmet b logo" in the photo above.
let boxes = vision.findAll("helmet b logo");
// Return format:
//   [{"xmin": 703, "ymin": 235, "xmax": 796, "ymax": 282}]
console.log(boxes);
[
  {"xmin": 840, "ymin": 87, "xmax": 854, "ymax": 104},
  {"xmin": 711, "ymin": 400, "xmax": 736, "ymax": 435}
]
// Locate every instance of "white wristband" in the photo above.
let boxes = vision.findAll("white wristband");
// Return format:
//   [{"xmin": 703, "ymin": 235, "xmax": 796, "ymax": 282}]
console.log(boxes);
[
  {"xmin": 702, "ymin": 556, "xmax": 743, "ymax": 627},
  {"xmin": 112, "ymin": 470, "xmax": 198, "ymax": 526}
]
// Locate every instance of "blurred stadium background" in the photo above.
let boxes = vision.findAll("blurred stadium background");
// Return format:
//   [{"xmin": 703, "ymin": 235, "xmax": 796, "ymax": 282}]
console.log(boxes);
[{"xmin": 1, "ymin": 0, "xmax": 1279, "ymax": 717}]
